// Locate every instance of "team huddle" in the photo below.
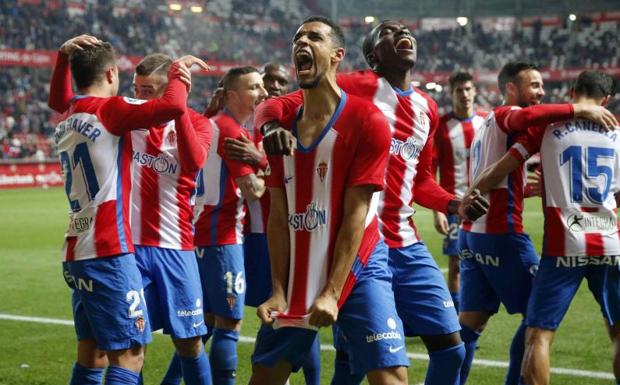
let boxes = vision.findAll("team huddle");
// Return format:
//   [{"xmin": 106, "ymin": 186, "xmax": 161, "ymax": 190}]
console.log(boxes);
[{"xmin": 50, "ymin": 15, "xmax": 619, "ymax": 385}]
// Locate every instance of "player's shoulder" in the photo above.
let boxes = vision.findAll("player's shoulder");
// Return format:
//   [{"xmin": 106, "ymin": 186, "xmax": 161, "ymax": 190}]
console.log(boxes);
[
  {"xmin": 213, "ymin": 112, "xmax": 245, "ymax": 137},
  {"xmin": 188, "ymin": 107, "xmax": 212, "ymax": 127},
  {"xmin": 411, "ymin": 87, "xmax": 438, "ymax": 108},
  {"xmin": 342, "ymin": 92, "xmax": 383, "ymax": 120}
]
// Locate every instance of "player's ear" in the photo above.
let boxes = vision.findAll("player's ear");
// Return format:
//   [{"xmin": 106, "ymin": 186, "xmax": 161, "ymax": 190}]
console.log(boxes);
[
  {"xmin": 105, "ymin": 66, "xmax": 115, "ymax": 85},
  {"xmin": 331, "ymin": 47, "xmax": 345, "ymax": 64},
  {"xmin": 602, "ymin": 94, "xmax": 611, "ymax": 107}
]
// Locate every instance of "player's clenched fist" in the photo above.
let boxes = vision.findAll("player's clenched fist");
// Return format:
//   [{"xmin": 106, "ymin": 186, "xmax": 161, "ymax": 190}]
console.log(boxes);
[
  {"xmin": 458, "ymin": 189, "xmax": 490, "ymax": 221},
  {"xmin": 308, "ymin": 292, "xmax": 339, "ymax": 328},
  {"xmin": 257, "ymin": 294, "xmax": 287, "ymax": 325},
  {"xmin": 262, "ymin": 122, "xmax": 296, "ymax": 156}
]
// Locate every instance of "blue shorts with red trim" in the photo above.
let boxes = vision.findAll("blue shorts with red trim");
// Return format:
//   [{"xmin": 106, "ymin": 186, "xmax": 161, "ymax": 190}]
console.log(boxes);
[{"xmin": 442, "ymin": 214, "xmax": 461, "ymax": 257}]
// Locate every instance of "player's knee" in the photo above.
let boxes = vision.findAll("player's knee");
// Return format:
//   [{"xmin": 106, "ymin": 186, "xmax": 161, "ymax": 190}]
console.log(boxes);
[
  {"xmin": 421, "ymin": 331, "xmax": 462, "ymax": 351},
  {"xmin": 214, "ymin": 316, "xmax": 242, "ymax": 331},
  {"xmin": 459, "ymin": 311, "xmax": 490, "ymax": 332},
  {"xmin": 525, "ymin": 327, "xmax": 554, "ymax": 347},
  {"xmin": 106, "ymin": 345, "xmax": 145, "ymax": 372},
  {"xmin": 172, "ymin": 336, "xmax": 203, "ymax": 357},
  {"xmin": 366, "ymin": 365, "xmax": 408, "ymax": 385},
  {"xmin": 76, "ymin": 339, "xmax": 108, "ymax": 368}
]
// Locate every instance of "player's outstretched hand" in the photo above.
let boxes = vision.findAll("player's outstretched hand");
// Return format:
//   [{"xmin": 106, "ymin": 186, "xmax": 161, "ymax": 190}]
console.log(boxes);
[
  {"xmin": 224, "ymin": 135, "xmax": 263, "ymax": 165},
  {"xmin": 433, "ymin": 211, "xmax": 449, "ymax": 235},
  {"xmin": 257, "ymin": 294, "xmax": 287, "ymax": 325},
  {"xmin": 59, "ymin": 34, "xmax": 101, "ymax": 55},
  {"xmin": 458, "ymin": 189, "xmax": 490, "ymax": 221},
  {"xmin": 308, "ymin": 292, "xmax": 339, "ymax": 328},
  {"xmin": 172, "ymin": 55, "xmax": 211, "ymax": 90},
  {"xmin": 573, "ymin": 104, "xmax": 619, "ymax": 131},
  {"xmin": 262, "ymin": 123, "xmax": 296, "ymax": 156}
]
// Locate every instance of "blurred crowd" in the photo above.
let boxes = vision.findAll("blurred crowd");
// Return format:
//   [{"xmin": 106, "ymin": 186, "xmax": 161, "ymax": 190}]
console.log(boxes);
[{"xmin": 1, "ymin": 0, "xmax": 619, "ymax": 159}]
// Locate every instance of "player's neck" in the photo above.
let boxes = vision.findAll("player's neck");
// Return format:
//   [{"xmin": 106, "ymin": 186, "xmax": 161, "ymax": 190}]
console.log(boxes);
[
  {"xmin": 79, "ymin": 85, "xmax": 113, "ymax": 98},
  {"xmin": 300, "ymin": 76, "xmax": 341, "ymax": 122},
  {"xmin": 573, "ymin": 96, "xmax": 600, "ymax": 106},
  {"xmin": 224, "ymin": 104, "xmax": 250, "ymax": 126},
  {"xmin": 380, "ymin": 68, "xmax": 412, "ymax": 92},
  {"xmin": 453, "ymin": 105, "xmax": 473, "ymax": 120}
]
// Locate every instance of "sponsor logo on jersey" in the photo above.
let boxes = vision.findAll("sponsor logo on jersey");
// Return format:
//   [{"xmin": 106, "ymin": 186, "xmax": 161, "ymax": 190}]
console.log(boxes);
[
  {"xmin": 366, "ymin": 317, "xmax": 403, "ymax": 343},
  {"xmin": 317, "ymin": 161, "xmax": 328, "ymax": 182},
  {"xmin": 555, "ymin": 255, "xmax": 620, "ymax": 267},
  {"xmin": 288, "ymin": 202, "xmax": 327, "ymax": 231},
  {"xmin": 390, "ymin": 136, "xmax": 422, "ymax": 161},
  {"xmin": 122, "ymin": 97, "xmax": 148, "ymax": 105},
  {"xmin": 566, "ymin": 212, "xmax": 617, "ymax": 233},
  {"xmin": 133, "ymin": 151, "xmax": 178, "ymax": 175},
  {"xmin": 68, "ymin": 215, "xmax": 94, "ymax": 234},
  {"xmin": 459, "ymin": 248, "xmax": 500, "ymax": 267}
]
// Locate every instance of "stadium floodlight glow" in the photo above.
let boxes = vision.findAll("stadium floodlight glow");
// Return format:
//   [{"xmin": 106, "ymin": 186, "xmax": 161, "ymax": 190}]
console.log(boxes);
[
  {"xmin": 190, "ymin": 6, "xmax": 203, "ymax": 13},
  {"xmin": 169, "ymin": 3, "xmax": 182, "ymax": 11},
  {"xmin": 435, "ymin": 85, "xmax": 443, "ymax": 92},
  {"xmin": 456, "ymin": 17, "xmax": 468, "ymax": 26},
  {"xmin": 364, "ymin": 16, "xmax": 376, "ymax": 24},
  {"xmin": 426, "ymin": 82, "xmax": 437, "ymax": 90},
  {"xmin": 568, "ymin": 14, "xmax": 577, "ymax": 21}
]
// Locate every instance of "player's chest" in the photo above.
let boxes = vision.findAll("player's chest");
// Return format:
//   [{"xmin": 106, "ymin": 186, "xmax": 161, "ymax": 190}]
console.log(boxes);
[
  {"xmin": 131, "ymin": 124, "xmax": 180, "ymax": 177},
  {"xmin": 446, "ymin": 122, "xmax": 477, "ymax": 161}
]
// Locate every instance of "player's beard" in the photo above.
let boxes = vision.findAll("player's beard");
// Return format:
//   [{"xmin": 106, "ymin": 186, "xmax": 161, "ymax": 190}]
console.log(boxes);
[{"xmin": 298, "ymin": 71, "xmax": 324, "ymax": 89}]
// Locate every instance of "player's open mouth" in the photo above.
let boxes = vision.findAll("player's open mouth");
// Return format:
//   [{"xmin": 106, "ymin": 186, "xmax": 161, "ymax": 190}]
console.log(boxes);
[
  {"xmin": 295, "ymin": 50, "xmax": 314, "ymax": 76},
  {"xmin": 394, "ymin": 37, "xmax": 414, "ymax": 52}
]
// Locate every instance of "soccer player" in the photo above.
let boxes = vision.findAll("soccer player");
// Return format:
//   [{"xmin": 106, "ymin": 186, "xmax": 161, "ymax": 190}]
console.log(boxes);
[
  {"xmin": 50, "ymin": 36, "xmax": 207, "ymax": 385},
  {"xmin": 262, "ymin": 62, "xmax": 290, "ymax": 97},
  {"xmin": 433, "ymin": 71, "xmax": 487, "ymax": 312},
  {"xmin": 249, "ymin": 16, "xmax": 409, "ymax": 385},
  {"xmin": 255, "ymin": 20, "xmax": 491, "ymax": 385},
  {"xmin": 460, "ymin": 70, "xmax": 619, "ymax": 385},
  {"xmin": 192, "ymin": 66, "xmax": 267, "ymax": 385},
  {"xmin": 456, "ymin": 62, "xmax": 618, "ymax": 385},
  {"xmin": 49, "ymin": 37, "xmax": 215, "ymax": 385}
]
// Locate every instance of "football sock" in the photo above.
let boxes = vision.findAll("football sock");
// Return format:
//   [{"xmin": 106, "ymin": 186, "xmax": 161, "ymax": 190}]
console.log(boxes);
[
  {"xmin": 180, "ymin": 350, "xmax": 212, "ymax": 385},
  {"xmin": 69, "ymin": 362, "xmax": 104, "ymax": 385},
  {"xmin": 330, "ymin": 350, "xmax": 364, "ymax": 385},
  {"xmin": 160, "ymin": 353, "xmax": 182, "ymax": 385},
  {"xmin": 506, "ymin": 321, "xmax": 527, "ymax": 385},
  {"xmin": 104, "ymin": 365, "xmax": 140, "ymax": 385},
  {"xmin": 301, "ymin": 334, "xmax": 321, "ymax": 385},
  {"xmin": 209, "ymin": 328, "xmax": 239, "ymax": 385},
  {"xmin": 459, "ymin": 325, "xmax": 481, "ymax": 385},
  {"xmin": 426, "ymin": 343, "xmax": 465, "ymax": 385}
]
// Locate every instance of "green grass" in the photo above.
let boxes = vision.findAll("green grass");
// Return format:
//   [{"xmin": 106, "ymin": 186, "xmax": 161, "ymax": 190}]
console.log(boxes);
[{"xmin": 0, "ymin": 187, "xmax": 614, "ymax": 384}]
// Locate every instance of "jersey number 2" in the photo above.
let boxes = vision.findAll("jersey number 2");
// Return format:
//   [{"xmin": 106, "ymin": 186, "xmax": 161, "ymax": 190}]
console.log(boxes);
[{"xmin": 60, "ymin": 143, "xmax": 100, "ymax": 212}]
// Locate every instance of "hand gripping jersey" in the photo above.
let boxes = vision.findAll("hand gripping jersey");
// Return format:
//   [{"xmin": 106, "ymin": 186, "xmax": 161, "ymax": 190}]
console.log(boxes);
[
  {"xmin": 131, "ymin": 109, "xmax": 212, "ymax": 250},
  {"xmin": 434, "ymin": 112, "xmax": 487, "ymax": 196},
  {"xmin": 54, "ymin": 84, "xmax": 187, "ymax": 261},
  {"xmin": 510, "ymin": 120, "xmax": 620, "ymax": 256},
  {"xmin": 255, "ymin": 70, "xmax": 454, "ymax": 248},
  {"xmin": 266, "ymin": 92, "xmax": 391, "ymax": 317},
  {"xmin": 194, "ymin": 111, "xmax": 255, "ymax": 246}
]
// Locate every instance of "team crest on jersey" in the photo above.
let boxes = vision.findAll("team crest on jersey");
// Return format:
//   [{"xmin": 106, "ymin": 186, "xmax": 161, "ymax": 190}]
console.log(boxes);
[
  {"xmin": 166, "ymin": 130, "xmax": 177, "ymax": 146},
  {"xmin": 317, "ymin": 161, "xmax": 328, "ymax": 182},
  {"xmin": 418, "ymin": 111, "xmax": 428, "ymax": 128}
]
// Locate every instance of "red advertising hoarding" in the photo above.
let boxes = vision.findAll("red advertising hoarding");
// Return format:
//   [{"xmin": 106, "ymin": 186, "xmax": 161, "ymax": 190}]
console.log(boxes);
[{"xmin": 0, "ymin": 162, "xmax": 64, "ymax": 189}]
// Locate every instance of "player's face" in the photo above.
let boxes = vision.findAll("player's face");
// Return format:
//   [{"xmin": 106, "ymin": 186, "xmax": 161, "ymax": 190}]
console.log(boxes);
[
  {"xmin": 452, "ymin": 80, "xmax": 476, "ymax": 111},
  {"xmin": 514, "ymin": 69, "xmax": 545, "ymax": 107},
  {"xmin": 263, "ymin": 67, "xmax": 290, "ymax": 97},
  {"xmin": 132, "ymin": 73, "xmax": 167, "ymax": 100},
  {"xmin": 370, "ymin": 21, "xmax": 416, "ymax": 71},
  {"xmin": 292, "ymin": 21, "xmax": 342, "ymax": 89},
  {"xmin": 228, "ymin": 72, "xmax": 268, "ymax": 114}
]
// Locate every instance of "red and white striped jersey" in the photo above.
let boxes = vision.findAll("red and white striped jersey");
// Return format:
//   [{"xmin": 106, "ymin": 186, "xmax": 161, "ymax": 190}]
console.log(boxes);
[
  {"xmin": 510, "ymin": 119, "xmax": 620, "ymax": 256},
  {"xmin": 243, "ymin": 128, "xmax": 270, "ymax": 234},
  {"xmin": 266, "ymin": 92, "xmax": 390, "ymax": 317},
  {"xmin": 434, "ymin": 112, "xmax": 486, "ymax": 196},
  {"xmin": 130, "ymin": 109, "xmax": 212, "ymax": 250},
  {"xmin": 194, "ymin": 111, "xmax": 255, "ymax": 246},
  {"xmin": 255, "ymin": 70, "xmax": 454, "ymax": 249},
  {"xmin": 54, "ymin": 90, "xmax": 186, "ymax": 261}
]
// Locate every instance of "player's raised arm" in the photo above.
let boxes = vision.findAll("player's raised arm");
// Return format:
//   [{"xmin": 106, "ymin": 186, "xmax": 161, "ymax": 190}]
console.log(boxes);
[{"xmin": 176, "ymin": 109, "xmax": 212, "ymax": 173}]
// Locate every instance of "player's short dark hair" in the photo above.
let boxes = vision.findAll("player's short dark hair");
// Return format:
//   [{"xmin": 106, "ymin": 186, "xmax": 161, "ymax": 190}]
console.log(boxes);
[
  {"xmin": 449, "ymin": 71, "xmax": 474, "ymax": 90},
  {"xmin": 498, "ymin": 62, "xmax": 539, "ymax": 94},
  {"xmin": 135, "ymin": 53, "xmax": 172, "ymax": 77},
  {"xmin": 222, "ymin": 66, "xmax": 259, "ymax": 91},
  {"xmin": 69, "ymin": 41, "xmax": 116, "ymax": 90},
  {"xmin": 301, "ymin": 16, "xmax": 345, "ymax": 48},
  {"xmin": 573, "ymin": 70, "xmax": 616, "ymax": 99}
]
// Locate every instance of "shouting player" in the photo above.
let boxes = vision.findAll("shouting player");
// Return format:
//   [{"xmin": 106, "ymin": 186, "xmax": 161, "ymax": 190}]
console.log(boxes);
[
  {"xmin": 51, "ymin": 36, "xmax": 207, "ymax": 385},
  {"xmin": 457, "ymin": 62, "xmax": 618, "ymax": 385},
  {"xmin": 461, "ymin": 70, "xmax": 619, "ymax": 385},
  {"xmin": 433, "ymin": 71, "xmax": 487, "ymax": 312},
  {"xmin": 249, "ymin": 16, "xmax": 409, "ymax": 385}
]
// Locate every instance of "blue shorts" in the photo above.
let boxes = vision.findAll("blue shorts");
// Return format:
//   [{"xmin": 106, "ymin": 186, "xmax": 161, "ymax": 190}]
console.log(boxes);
[
  {"xmin": 134, "ymin": 246, "xmax": 207, "ymax": 339},
  {"xmin": 527, "ymin": 256, "xmax": 620, "ymax": 330},
  {"xmin": 389, "ymin": 242, "xmax": 460, "ymax": 336},
  {"xmin": 243, "ymin": 233, "xmax": 272, "ymax": 307},
  {"xmin": 252, "ymin": 240, "xmax": 409, "ymax": 375},
  {"xmin": 442, "ymin": 214, "xmax": 460, "ymax": 257},
  {"xmin": 196, "ymin": 245, "xmax": 246, "ymax": 320},
  {"xmin": 62, "ymin": 253, "xmax": 152, "ymax": 351},
  {"xmin": 459, "ymin": 231, "xmax": 539, "ymax": 315}
]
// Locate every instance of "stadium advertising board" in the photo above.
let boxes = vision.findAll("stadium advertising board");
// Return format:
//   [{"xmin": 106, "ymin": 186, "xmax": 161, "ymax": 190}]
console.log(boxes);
[{"xmin": 0, "ymin": 162, "xmax": 63, "ymax": 189}]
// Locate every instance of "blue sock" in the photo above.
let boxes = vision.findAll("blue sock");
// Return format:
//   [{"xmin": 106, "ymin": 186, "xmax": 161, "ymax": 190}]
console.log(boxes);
[
  {"xmin": 330, "ymin": 350, "xmax": 364, "ymax": 385},
  {"xmin": 137, "ymin": 371, "xmax": 143, "ymax": 385},
  {"xmin": 506, "ymin": 321, "xmax": 527, "ymax": 385},
  {"xmin": 180, "ymin": 350, "xmax": 212, "ymax": 385},
  {"xmin": 426, "ymin": 343, "xmax": 465, "ymax": 385},
  {"xmin": 104, "ymin": 366, "xmax": 140, "ymax": 385},
  {"xmin": 302, "ymin": 334, "xmax": 321, "ymax": 385},
  {"xmin": 459, "ymin": 325, "xmax": 481, "ymax": 385},
  {"xmin": 202, "ymin": 327, "xmax": 214, "ymax": 344},
  {"xmin": 450, "ymin": 292, "xmax": 460, "ymax": 313},
  {"xmin": 160, "ymin": 353, "xmax": 182, "ymax": 385},
  {"xmin": 69, "ymin": 362, "xmax": 104, "ymax": 385},
  {"xmin": 209, "ymin": 328, "xmax": 239, "ymax": 385}
]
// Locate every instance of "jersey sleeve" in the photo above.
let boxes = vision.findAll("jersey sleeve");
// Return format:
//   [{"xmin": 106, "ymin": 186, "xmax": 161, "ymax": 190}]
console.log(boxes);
[
  {"xmin": 509, "ymin": 125, "xmax": 545, "ymax": 163},
  {"xmin": 216, "ymin": 118, "xmax": 255, "ymax": 179},
  {"xmin": 48, "ymin": 51, "xmax": 74, "ymax": 113},
  {"xmin": 174, "ymin": 108, "xmax": 211, "ymax": 172},
  {"xmin": 347, "ymin": 107, "xmax": 390, "ymax": 190},
  {"xmin": 496, "ymin": 104, "xmax": 574, "ymax": 134},
  {"xmin": 413, "ymin": 102, "xmax": 456, "ymax": 212},
  {"xmin": 253, "ymin": 91, "xmax": 303, "ymax": 132}
]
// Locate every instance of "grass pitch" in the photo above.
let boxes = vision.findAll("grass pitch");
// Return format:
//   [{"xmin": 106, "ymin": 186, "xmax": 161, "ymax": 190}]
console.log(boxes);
[{"xmin": 0, "ymin": 187, "xmax": 614, "ymax": 384}]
